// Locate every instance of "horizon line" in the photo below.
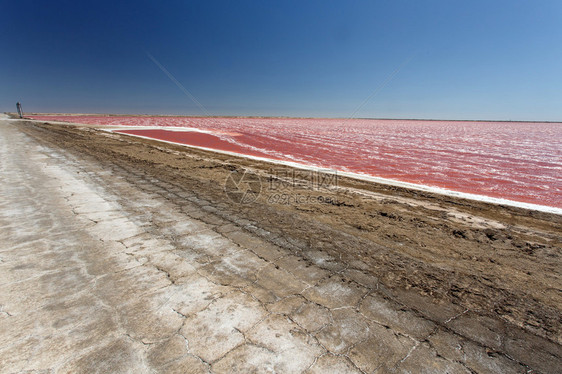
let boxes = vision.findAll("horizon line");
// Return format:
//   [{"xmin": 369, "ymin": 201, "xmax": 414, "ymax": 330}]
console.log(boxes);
[{"xmin": 15, "ymin": 112, "xmax": 562, "ymax": 124}]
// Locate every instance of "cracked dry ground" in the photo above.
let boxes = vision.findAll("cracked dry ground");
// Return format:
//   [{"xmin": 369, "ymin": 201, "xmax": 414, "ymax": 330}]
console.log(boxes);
[{"xmin": 0, "ymin": 119, "xmax": 561, "ymax": 373}]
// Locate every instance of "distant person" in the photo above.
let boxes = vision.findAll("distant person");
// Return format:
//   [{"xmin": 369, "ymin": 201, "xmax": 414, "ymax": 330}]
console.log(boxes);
[{"xmin": 16, "ymin": 102, "xmax": 23, "ymax": 118}]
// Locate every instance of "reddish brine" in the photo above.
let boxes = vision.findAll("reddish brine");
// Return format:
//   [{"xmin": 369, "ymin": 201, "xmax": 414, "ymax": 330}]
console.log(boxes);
[{"xmin": 30, "ymin": 115, "xmax": 562, "ymax": 209}]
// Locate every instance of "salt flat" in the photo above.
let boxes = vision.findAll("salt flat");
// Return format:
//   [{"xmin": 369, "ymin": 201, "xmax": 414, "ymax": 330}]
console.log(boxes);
[{"xmin": 0, "ymin": 118, "xmax": 560, "ymax": 373}]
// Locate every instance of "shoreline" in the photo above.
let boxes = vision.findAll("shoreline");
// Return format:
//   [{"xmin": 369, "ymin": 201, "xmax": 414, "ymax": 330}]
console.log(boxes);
[
  {"xmin": 21, "ymin": 112, "xmax": 562, "ymax": 124},
  {"xmin": 106, "ymin": 125, "xmax": 562, "ymax": 215},
  {"xmin": 19, "ymin": 115, "xmax": 561, "ymax": 215}
]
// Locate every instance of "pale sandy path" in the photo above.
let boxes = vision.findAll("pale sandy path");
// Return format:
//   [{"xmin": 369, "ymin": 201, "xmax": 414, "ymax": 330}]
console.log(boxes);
[{"xmin": 0, "ymin": 119, "xmax": 541, "ymax": 373}]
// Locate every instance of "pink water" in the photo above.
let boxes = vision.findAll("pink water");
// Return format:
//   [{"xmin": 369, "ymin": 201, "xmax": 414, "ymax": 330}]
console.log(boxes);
[{"xmin": 30, "ymin": 115, "xmax": 562, "ymax": 208}]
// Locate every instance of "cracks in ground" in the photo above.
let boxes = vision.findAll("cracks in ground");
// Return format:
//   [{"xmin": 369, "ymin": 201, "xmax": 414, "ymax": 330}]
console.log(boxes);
[
  {"xmin": 444, "ymin": 307, "xmax": 471, "ymax": 324},
  {"xmin": 111, "ymin": 192, "xmax": 532, "ymax": 373},
  {"xmin": 0, "ymin": 305, "xmax": 13, "ymax": 317},
  {"xmin": 151, "ymin": 263, "xmax": 177, "ymax": 284},
  {"xmin": 20, "ymin": 125, "xmax": 556, "ymax": 373},
  {"xmin": 123, "ymin": 333, "xmax": 155, "ymax": 347},
  {"xmin": 168, "ymin": 308, "xmax": 214, "ymax": 373}
]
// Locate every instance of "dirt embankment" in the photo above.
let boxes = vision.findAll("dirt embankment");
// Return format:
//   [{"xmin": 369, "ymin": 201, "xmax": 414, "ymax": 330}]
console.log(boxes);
[{"xmin": 20, "ymin": 121, "xmax": 562, "ymax": 348}]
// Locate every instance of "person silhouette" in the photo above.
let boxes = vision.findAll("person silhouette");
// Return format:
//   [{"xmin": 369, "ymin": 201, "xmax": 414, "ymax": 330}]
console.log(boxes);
[{"xmin": 16, "ymin": 102, "xmax": 23, "ymax": 118}]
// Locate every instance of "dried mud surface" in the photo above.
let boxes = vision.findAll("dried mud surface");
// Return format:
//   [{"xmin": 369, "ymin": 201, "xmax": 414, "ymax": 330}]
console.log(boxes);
[{"xmin": 17, "ymin": 120, "xmax": 562, "ymax": 370}]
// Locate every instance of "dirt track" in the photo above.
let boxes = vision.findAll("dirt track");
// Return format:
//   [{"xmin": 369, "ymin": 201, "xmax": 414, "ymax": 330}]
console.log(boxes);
[{"xmin": 8, "ymin": 118, "xmax": 562, "ymax": 372}]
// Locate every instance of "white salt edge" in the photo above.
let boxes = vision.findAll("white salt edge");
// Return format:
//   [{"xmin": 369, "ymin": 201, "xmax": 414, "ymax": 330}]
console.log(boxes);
[{"xmin": 105, "ymin": 127, "xmax": 562, "ymax": 216}]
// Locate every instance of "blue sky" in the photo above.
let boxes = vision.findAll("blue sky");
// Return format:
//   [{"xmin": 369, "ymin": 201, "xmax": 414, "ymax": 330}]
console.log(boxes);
[{"xmin": 2, "ymin": 0, "xmax": 562, "ymax": 120}]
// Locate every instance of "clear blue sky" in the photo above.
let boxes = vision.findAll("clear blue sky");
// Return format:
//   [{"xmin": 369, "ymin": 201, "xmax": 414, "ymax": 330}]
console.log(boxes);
[{"xmin": 2, "ymin": 0, "xmax": 562, "ymax": 120}]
